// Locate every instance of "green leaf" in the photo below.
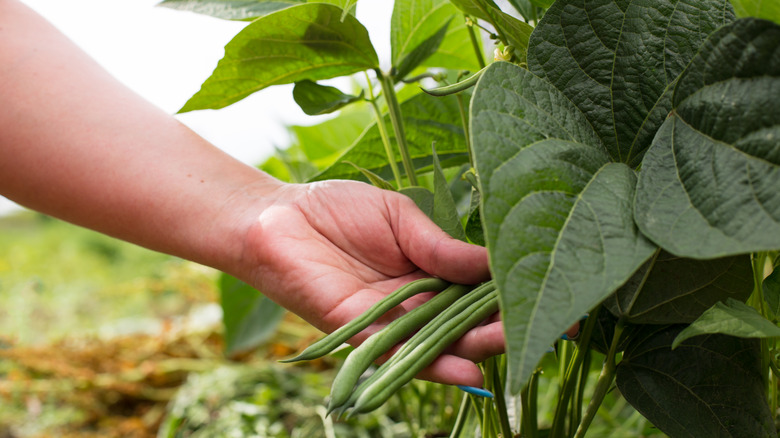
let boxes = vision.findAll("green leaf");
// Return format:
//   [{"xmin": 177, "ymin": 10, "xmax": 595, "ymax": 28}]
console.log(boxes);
[
  {"xmin": 617, "ymin": 325, "xmax": 776, "ymax": 438},
  {"xmin": 289, "ymin": 103, "xmax": 372, "ymax": 162},
  {"xmin": 157, "ymin": 0, "xmax": 357, "ymax": 20},
  {"xmin": 449, "ymin": 0, "xmax": 533, "ymax": 63},
  {"xmin": 157, "ymin": 0, "xmax": 306, "ymax": 20},
  {"xmin": 400, "ymin": 186, "xmax": 435, "ymax": 218},
  {"xmin": 471, "ymin": 62, "xmax": 656, "ymax": 392},
  {"xmin": 309, "ymin": 92, "xmax": 469, "ymax": 182},
  {"xmin": 343, "ymin": 161, "xmax": 396, "ymax": 190},
  {"xmin": 390, "ymin": 0, "xmax": 455, "ymax": 80},
  {"xmin": 731, "ymin": 0, "xmax": 780, "ymax": 24},
  {"xmin": 764, "ymin": 264, "xmax": 780, "ymax": 318},
  {"xmin": 432, "ymin": 145, "xmax": 467, "ymax": 241},
  {"xmin": 605, "ymin": 251, "xmax": 754, "ymax": 324},
  {"xmin": 179, "ymin": 3, "xmax": 378, "ymax": 112},
  {"xmin": 527, "ymin": 0, "xmax": 735, "ymax": 166},
  {"xmin": 672, "ymin": 298, "xmax": 780, "ymax": 348},
  {"xmin": 219, "ymin": 273, "xmax": 286, "ymax": 357},
  {"xmin": 634, "ymin": 19, "xmax": 780, "ymax": 258},
  {"xmin": 292, "ymin": 80, "xmax": 363, "ymax": 115}
]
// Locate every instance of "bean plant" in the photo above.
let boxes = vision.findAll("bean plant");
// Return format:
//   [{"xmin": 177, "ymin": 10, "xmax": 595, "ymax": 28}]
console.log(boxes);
[{"xmin": 164, "ymin": 0, "xmax": 780, "ymax": 436}]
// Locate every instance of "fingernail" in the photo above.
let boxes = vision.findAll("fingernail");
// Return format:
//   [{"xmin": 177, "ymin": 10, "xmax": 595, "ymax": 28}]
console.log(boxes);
[{"xmin": 457, "ymin": 385, "xmax": 494, "ymax": 398}]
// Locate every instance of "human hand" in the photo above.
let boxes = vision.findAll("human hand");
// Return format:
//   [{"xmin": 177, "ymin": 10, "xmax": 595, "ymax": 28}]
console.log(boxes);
[{"xmin": 240, "ymin": 179, "xmax": 502, "ymax": 387}]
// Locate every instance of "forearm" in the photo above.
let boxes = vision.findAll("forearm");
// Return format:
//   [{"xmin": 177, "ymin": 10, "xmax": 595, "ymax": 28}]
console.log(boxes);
[{"xmin": 0, "ymin": 0, "xmax": 281, "ymax": 276}]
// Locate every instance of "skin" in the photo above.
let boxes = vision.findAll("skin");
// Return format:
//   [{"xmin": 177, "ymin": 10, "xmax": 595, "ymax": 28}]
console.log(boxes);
[{"xmin": 0, "ymin": 0, "xmax": 509, "ymax": 386}]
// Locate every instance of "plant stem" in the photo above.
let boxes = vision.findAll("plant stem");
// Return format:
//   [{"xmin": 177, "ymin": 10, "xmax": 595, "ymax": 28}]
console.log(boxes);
[
  {"xmin": 521, "ymin": 370, "xmax": 539, "ymax": 438},
  {"xmin": 364, "ymin": 72, "xmax": 404, "ymax": 188},
  {"xmin": 449, "ymin": 393, "xmax": 470, "ymax": 438},
  {"xmin": 464, "ymin": 15, "xmax": 487, "ymax": 69},
  {"xmin": 574, "ymin": 320, "xmax": 625, "ymax": 438},
  {"xmin": 490, "ymin": 357, "xmax": 514, "ymax": 438},
  {"xmin": 550, "ymin": 309, "xmax": 599, "ymax": 438},
  {"xmin": 377, "ymin": 69, "xmax": 418, "ymax": 186},
  {"xmin": 455, "ymin": 90, "xmax": 473, "ymax": 169}
]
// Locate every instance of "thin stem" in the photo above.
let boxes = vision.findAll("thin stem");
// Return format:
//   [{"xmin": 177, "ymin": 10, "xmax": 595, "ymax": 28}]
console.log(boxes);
[
  {"xmin": 490, "ymin": 357, "xmax": 514, "ymax": 438},
  {"xmin": 550, "ymin": 309, "xmax": 599, "ymax": 438},
  {"xmin": 365, "ymin": 72, "xmax": 404, "ymax": 188},
  {"xmin": 465, "ymin": 15, "xmax": 486, "ymax": 69},
  {"xmin": 377, "ymin": 70, "xmax": 418, "ymax": 186},
  {"xmin": 455, "ymin": 93, "xmax": 473, "ymax": 167},
  {"xmin": 449, "ymin": 393, "xmax": 470, "ymax": 438},
  {"xmin": 521, "ymin": 370, "xmax": 539, "ymax": 438},
  {"xmin": 574, "ymin": 320, "xmax": 625, "ymax": 438}
]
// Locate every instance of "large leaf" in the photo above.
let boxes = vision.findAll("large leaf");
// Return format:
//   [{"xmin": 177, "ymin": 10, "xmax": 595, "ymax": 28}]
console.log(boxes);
[
  {"xmin": 635, "ymin": 19, "xmax": 780, "ymax": 258},
  {"xmin": 605, "ymin": 251, "xmax": 754, "ymax": 324},
  {"xmin": 672, "ymin": 298, "xmax": 780, "ymax": 348},
  {"xmin": 731, "ymin": 0, "xmax": 780, "ymax": 24},
  {"xmin": 157, "ymin": 0, "xmax": 305, "ymax": 20},
  {"xmin": 157, "ymin": 0, "xmax": 356, "ymax": 20},
  {"xmin": 310, "ymin": 92, "xmax": 468, "ymax": 182},
  {"xmin": 219, "ymin": 274, "xmax": 286, "ymax": 357},
  {"xmin": 179, "ymin": 3, "xmax": 378, "ymax": 112},
  {"xmin": 616, "ymin": 325, "xmax": 776, "ymax": 438},
  {"xmin": 471, "ymin": 62, "xmax": 656, "ymax": 392},
  {"xmin": 527, "ymin": 0, "xmax": 735, "ymax": 166}
]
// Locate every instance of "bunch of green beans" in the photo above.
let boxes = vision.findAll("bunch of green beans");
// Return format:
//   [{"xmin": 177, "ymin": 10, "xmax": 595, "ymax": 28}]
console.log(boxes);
[{"xmin": 282, "ymin": 277, "xmax": 498, "ymax": 416}]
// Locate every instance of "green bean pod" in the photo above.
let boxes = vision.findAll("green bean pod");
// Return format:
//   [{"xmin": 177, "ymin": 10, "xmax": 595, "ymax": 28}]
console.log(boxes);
[
  {"xmin": 327, "ymin": 283, "xmax": 473, "ymax": 412},
  {"xmin": 335, "ymin": 281, "xmax": 496, "ymax": 414},
  {"xmin": 421, "ymin": 66, "xmax": 486, "ymax": 96},
  {"xmin": 350, "ymin": 290, "xmax": 499, "ymax": 415},
  {"xmin": 280, "ymin": 277, "xmax": 450, "ymax": 363}
]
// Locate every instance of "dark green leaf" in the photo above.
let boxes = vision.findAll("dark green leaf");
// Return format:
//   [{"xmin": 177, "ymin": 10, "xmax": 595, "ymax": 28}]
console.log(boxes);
[
  {"xmin": 391, "ymin": 0, "xmax": 455, "ymax": 80},
  {"xmin": 432, "ymin": 145, "xmax": 467, "ymax": 241},
  {"xmin": 309, "ymin": 92, "xmax": 468, "ymax": 182},
  {"xmin": 219, "ymin": 273, "xmax": 286, "ymax": 357},
  {"xmin": 471, "ymin": 62, "xmax": 656, "ymax": 392},
  {"xmin": 292, "ymin": 80, "xmax": 363, "ymax": 115},
  {"xmin": 605, "ymin": 251, "xmax": 754, "ymax": 324},
  {"xmin": 617, "ymin": 325, "xmax": 776, "ymax": 438},
  {"xmin": 764, "ymin": 264, "xmax": 780, "ymax": 318},
  {"xmin": 635, "ymin": 19, "xmax": 780, "ymax": 258},
  {"xmin": 528, "ymin": 0, "xmax": 734, "ymax": 166},
  {"xmin": 464, "ymin": 202, "xmax": 484, "ymax": 246},
  {"xmin": 157, "ymin": 0, "xmax": 305, "ymax": 20},
  {"xmin": 672, "ymin": 298, "xmax": 780, "ymax": 348},
  {"xmin": 179, "ymin": 3, "xmax": 378, "ymax": 112},
  {"xmin": 731, "ymin": 0, "xmax": 780, "ymax": 24}
]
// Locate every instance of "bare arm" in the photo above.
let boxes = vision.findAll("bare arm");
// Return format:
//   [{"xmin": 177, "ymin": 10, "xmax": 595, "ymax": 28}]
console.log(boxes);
[
  {"xmin": 0, "ymin": 0, "xmax": 282, "ymax": 275},
  {"xmin": 0, "ymin": 0, "xmax": 502, "ymax": 386}
]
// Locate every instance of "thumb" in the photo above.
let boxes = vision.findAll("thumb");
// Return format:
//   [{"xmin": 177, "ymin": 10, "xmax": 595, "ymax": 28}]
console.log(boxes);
[{"xmin": 389, "ymin": 192, "xmax": 490, "ymax": 284}]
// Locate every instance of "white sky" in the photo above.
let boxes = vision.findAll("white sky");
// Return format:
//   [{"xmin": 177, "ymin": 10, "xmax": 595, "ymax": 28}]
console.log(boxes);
[{"xmin": 1, "ymin": 0, "xmax": 392, "ymax": 215}]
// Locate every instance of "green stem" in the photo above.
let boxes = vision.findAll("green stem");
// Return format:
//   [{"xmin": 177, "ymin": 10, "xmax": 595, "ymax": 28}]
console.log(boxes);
[
  {"xmin": 377, "ymin": 70, "xmax": 418, "ymax": 186},
  {"xmin": 574, "ymin": 320, "xmax": 625, "ymax": 438},
  {"xmin": 455, "ymin": 93, "xmax": 472, "ymax": 167},
  {"xmin": 449, "ymin": 393, "xmax": 470, "ymax": 438},
  {"xmin": 490, "ymin": 357, "xmax": 514, "ymax": 438},
  {"xmin": 521, "ymin": 370, "xmax": 539, "ymax": 438},
  {"xmin": 365, "ymin": 72, "xmax": 404, "ymax": 188},
  {"xmin": 465, "ymin": 15, "xmax": 486, "ymax": 69},
  {"xmin": 550, "ymin": 309, "xmax": 599, "ymax": 438}
]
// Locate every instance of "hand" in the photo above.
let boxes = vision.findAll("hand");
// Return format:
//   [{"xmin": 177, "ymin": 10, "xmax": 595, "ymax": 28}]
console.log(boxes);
[{"xmin": 241, "ymin": 179, "xmax": 503, "ymax": 387}]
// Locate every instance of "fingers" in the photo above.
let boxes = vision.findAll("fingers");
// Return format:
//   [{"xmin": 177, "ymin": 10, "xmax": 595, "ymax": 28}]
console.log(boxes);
[{"xmin": 388, "ymin": 193, "xmax": 490, "ymax": 284}]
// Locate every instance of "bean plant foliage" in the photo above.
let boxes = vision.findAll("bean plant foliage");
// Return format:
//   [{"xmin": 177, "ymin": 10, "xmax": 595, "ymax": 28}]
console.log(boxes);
[{"xmin": 164, "ymin": 0, "xmax": 780, "ymax": 436}]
